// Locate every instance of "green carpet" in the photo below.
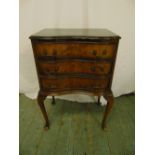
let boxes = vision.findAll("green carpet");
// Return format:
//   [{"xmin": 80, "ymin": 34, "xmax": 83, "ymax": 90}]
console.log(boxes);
[{"xmin": 19, "ymin": 94, "xmax": 135, "ymax": 155}]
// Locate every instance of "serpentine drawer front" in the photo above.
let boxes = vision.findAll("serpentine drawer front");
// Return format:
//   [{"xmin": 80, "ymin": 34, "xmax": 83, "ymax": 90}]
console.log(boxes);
[
  {"xmin": 38, "ymin": 61, "xmax": 112, "ymax": 75},
  {"xmin": 40, "ymin": 77, "xmax": 109, "ymax": 91},
  {"xmin": 35, "ymin": 43, "xmax": 116, "ymax": 59},
  {"xmin": 30, "ymin": 29, "xmax": 121, "ymax": 130}
]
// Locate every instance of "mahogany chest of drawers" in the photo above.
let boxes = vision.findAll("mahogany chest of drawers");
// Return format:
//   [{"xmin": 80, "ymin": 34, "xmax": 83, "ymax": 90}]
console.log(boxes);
[{"xmin": 30, "ymin": 29, "xmax": 121, "ymax": 130}]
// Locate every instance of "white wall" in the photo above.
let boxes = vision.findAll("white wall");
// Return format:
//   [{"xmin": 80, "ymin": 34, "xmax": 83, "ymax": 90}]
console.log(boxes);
[{"xmin": 19, "ymin": 0, "xmax": 135, "ymax": 101}]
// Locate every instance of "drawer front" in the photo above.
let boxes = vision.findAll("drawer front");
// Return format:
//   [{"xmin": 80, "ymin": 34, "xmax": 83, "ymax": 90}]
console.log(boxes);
[
  {"xmin": 34, "ymin": 43, "xmax": 116, "ymax": 59},
  {"xmin": 38, "ymin": 61, "xmax": 112, "ymax": 75},
  {"xmin": 40, "ymin": 77, "xmax": 109, "ymax": 90}
]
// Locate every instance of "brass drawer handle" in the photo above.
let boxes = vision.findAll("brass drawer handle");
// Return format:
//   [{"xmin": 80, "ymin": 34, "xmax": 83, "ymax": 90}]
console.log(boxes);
[
  {"xmin": 92, "ymin": 50, "xmax": 97, "ymax": 56},
  {"xmin": 90, "ymin": 66, "xmax": 96, "ymax": 72}
]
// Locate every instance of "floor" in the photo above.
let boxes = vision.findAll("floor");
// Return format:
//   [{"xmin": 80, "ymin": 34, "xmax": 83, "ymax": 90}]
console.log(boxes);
[{"xmin": 19, "ymin": 94, "xmax": 135, "ymax": 155}]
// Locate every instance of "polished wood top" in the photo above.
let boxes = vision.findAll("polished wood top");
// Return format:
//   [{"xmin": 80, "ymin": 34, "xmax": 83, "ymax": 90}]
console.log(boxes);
[{"xmin": 29, "ymin": 29, "xmax": 121, "ymax": 41}]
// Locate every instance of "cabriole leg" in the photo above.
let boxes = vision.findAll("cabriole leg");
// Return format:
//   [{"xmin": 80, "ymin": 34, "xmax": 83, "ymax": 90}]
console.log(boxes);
[
  {"xmin": 102, "ymin": 92, "xmax": 114, "ymax": 129},
  {"xmin": 37, "ymin": 93, "xmax": 49, "ymax": 130}
]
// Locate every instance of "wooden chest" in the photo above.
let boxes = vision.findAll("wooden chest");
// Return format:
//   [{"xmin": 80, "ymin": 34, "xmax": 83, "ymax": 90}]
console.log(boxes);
[{"xmin": 30, "ymin": 29, "xmax": 121, "ymax": 130}]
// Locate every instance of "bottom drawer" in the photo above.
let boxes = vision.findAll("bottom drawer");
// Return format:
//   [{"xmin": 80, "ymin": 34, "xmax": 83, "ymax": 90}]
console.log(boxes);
[{"xmin": 40, "ymin": 77, "xmax": 109, "ymax": 90}]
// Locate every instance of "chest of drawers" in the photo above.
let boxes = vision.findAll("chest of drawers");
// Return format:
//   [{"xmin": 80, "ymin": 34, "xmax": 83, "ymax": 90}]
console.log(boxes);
[{"xmin": 30, "ymin": 29, "xmax": 121, "ymax": 130}]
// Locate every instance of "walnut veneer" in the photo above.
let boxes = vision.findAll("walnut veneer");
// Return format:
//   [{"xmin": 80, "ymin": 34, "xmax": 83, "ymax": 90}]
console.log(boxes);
[{"xmin": 30, "ymin": 29, "xmax": 121, "ymax": 130}]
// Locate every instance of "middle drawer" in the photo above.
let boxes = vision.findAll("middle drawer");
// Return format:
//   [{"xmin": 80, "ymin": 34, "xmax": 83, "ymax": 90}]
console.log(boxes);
[{"xmin": 38, "ymin": 61, "xmax": 112, "ymax": 75}]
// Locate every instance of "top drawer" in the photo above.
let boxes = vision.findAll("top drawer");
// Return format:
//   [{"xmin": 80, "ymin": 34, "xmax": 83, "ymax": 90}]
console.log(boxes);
[{"xmin": 33, "ymin": 43, "xmax": 116, "ymax": 59}]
